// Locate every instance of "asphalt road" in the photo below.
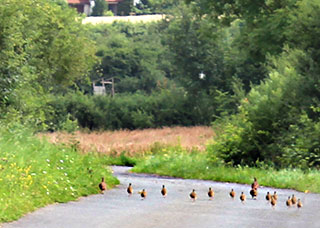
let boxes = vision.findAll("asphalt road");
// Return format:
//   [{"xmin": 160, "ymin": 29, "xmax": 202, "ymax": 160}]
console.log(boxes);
[{"xmin": 3, "ymin": 166, "xmax": 320, "ymax": 228}]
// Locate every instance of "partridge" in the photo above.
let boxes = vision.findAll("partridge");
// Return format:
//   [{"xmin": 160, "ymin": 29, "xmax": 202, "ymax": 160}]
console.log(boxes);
[
  {"xmin": 240, "ymin": 192, "xmax": 246, "ymax": 202},
  {"xmin": 271, "ymin": 196, "xmax": 277, "ymax": 208},
  {"xmin": 250, "ymin": 188, "xmax": 258, "ymax": 199},
  {"xmin": 99, "ymin": 177, "xmax": 107, "ymax": 194},
  {"xmin": 291, "ymin": 194, "xmax": 297, "ymax": 205},
  {"xmin": 127, "ymin": 183, "xmax": 133, "ymax": 196},
  {"xmin": 251, "ymin": 177, "xmax": 259, "ymax": 189},
  {"xmin": 161, "ymin": 185, "xmax": 167, "ymax": 197},
  {"xmin": 208, "ymin": 187, "xmax": 214, "ymax": 199},
  {"xmin": 297, "ymin": 199, "xmax": 303, "ymax": 208},
  {"xmin": 286, "ymin": 196, "xmax": 292, "ymax": 207},
  {"xmin": 140, "ymin": 189, "xmax": 147, "ymax": 199},
  {"xmin": 190, "ymin": 189, "xmax": 197, "ymax": 201},
  {"xmin": 272, "ymin": 191, "xmax": 278, "ymax": 201},
  {"xmin": 230, "ymin": 189, "xmax": 236, "ymax": 199},
  {"xmin": 266, "ymin": 192, "xmax": 271, "ymax": 201}
]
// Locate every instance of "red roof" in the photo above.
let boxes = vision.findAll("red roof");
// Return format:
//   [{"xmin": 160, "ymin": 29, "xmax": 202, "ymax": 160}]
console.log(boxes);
[{"xmin": 68, "ymin": 0, "xmax": 90, "ymax": 4}]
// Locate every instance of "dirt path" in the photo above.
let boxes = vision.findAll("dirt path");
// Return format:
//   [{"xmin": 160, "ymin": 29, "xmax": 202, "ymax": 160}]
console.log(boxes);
[{"xmin": 3, "ymin": 166, "xmax": 319, "ymax": 228}]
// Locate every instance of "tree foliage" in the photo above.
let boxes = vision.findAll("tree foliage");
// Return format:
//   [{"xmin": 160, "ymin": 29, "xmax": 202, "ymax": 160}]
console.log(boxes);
[
  {"xmin": 207, "ymin": 0, "xmax": 320, "ymax": 168},
  {"xmin": 88, "ymin": 22, "xmax": 170, "ymax": 94},
  {"xmin": 91, "ymin": 0, "xmax": 108, "ymax": 16},
  {"xmin": 0, "ymin": 0, "xmax": 96, "ymax": 126}
]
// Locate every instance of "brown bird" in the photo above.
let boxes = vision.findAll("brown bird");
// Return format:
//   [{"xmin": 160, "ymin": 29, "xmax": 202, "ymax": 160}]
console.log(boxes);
[
  {"xmin": 99, "ymin": 177, "xmax": 107, "ymax": 194},
  {"xmin": 266, "ymin": 192, "xmax": 271, "ymax": 201},
  {"xmin": 190, "ymin": 189, "xmax": 197, "ymax": 201},
  {"xmin": 251, "ymin": 177, "xmax": 259, "ymax": 190},
  {"xmin": 208, "ymin": 187, "xmax": 214, "ymax": 199},
  {"xmin": 240, "ymin": 192, "xmax": 246, "ymax": 202},
  {"xmin": 272, "ymin": 191, "xmax": 278, "ymax": 201},
  {"xmin": 297, "ymin": 199, "xmax": 303, "ymax": 208},
  {"xmin": 161, "ymin": 185, "xmax": 167, "ymax": 197},
  {"xmin": 286, "ymin": 196, "xmax": 292, "ymax": 207},
  {"xmin": 291, "ymin": 194, "xmax": 297, "ymax": 205},
  {"xmin": 127, "ymin": 183, "xmax": 133, "ymax": 196},
  {"xmin": 250, "ymin": 188, "xmax": 258, "ymax": 199},
  {"xmin": 271, "ymin": 196, "xmax": 277, "ymax": 208},
  {"xmin": 140, "ymin": 189, "xmax": 147, "ymax": 199},
  {"xmin": 230, "ymin": 189, "xmax": 236, "ymax": 199}
]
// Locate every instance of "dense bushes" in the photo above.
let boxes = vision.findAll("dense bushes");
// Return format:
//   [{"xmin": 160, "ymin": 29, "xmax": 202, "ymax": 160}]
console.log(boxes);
[
  {"xmin": 208, "ymin": 48, "xmax": 320, "ymax": 169},
  {"xmin": 46, "ymin": 88, "xmax": 218, "ymax": 131}
]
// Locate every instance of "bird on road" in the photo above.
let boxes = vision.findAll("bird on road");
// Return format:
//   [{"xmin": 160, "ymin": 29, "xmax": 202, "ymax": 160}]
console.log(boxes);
[
  {"xmin": 272, "ymin": 191, "xmax": 278, "ymax": 201},
  {"xmin": 190, "ymin": 189, "xmax": 197, "ymax": 201},
  {"xmin": 297, "ymin": 199, "xmax": 303, "ymax": 208},
  {"xmin": 208, "ymin": 187, "xmax": 214, "ymax": 199},
  {"xmin": 266, "ymin": 192, "xmax": 271, "ymax": 201},
  {"xmin": 99, "ymin": 177, "xmax": 107, "ymax": 194},
  {"xmin": 251, "ymin": 177, "xmax": 259, "ymax": 190},
  {"xmin": 240, "ymin": 192, "xmax": 246, "ymax": 203},
  {"xmin": 250, "ymin": 188, "xmax": 258, "ymax": 199},
  {"xmin": 127, "ymin": 183, "xmax": 133, "ymax": 196},
  {"xmin": 291, "ymin": 194, "xmax": 297, "ymax": 205},
  {"xmin": 286, "ymin": 196, "xmax": 292, "ymax": 207},
  {"xmin": 271, "ymin": 196, "xmax": 277, "ymax": 208},
  {"xmin": 161, "ymin": 185, "xmax": 167, "ymax": 197},
  {"xmin": 230, "ymin": 189, "xmax": 235, "ymax": 199},
  {"xmin": 140, "ymin": 189, "xmax": 147, "ymax": 199}
]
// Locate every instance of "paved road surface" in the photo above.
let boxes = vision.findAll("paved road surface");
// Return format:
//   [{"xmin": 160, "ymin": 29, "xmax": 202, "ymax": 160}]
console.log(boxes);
[{"xmin": 3, "ymin": 166, "xmax": 320, "ymax": 228}]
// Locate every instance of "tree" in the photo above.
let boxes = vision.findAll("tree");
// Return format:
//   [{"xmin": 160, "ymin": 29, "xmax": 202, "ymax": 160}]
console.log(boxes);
[
  {"xmin": 92, "ymin": 0, "xmax": 108, "ymax": 16},
  {"xmin": 0, "ymin": 0, "xmax": 97, "ymax": 125},
  {"xmin": 88, "ymin": 22, "xmax": 168, "ymax": 94}
]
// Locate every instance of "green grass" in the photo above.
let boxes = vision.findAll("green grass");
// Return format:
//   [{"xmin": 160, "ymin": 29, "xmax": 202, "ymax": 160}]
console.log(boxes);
[
  {"xmin": 0, "ymin": 128, "xmax": 119, "ymax": 223},
  {"xmin": 132, "ymin": 145, "xmax": 320, "ymax": 193}
]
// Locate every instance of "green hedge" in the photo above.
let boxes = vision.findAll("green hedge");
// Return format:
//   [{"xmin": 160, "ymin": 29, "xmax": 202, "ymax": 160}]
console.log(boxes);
[{"xmin": 45, "ymin": 88, "xmax": 217, "ymax": 131}]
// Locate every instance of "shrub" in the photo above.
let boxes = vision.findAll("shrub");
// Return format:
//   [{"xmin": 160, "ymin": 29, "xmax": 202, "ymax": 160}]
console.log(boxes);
[
  {"xmin": 208, "ymin": 49, "xmax": 316, "ymax": 168},
  {"xmin": 45, "ymin": 87, "xmax": 218, "ymax": 131}
]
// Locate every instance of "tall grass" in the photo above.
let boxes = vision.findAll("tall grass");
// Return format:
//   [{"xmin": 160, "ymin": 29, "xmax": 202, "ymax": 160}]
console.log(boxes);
[
  {"xmin": 42, "ymin": 126, "xmax": 214, "ymax": 156},
  {"xmin": 0, "ymin": 127, "xmax": 119, "ymax": 223},
  {"xmin": 132, "ymin": 146, "xmax": 320, "ymax": 193}
]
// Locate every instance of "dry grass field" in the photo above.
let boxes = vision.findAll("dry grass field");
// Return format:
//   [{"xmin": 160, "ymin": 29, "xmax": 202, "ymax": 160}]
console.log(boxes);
[{"xmin": 42, "ymin": 126, "xmax": 214, "ymax": 156}]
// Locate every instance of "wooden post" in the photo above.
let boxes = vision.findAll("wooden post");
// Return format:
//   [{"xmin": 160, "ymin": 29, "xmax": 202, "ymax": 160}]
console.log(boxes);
[{"xmin": 111, "ymin": 77, "xmax": 115, "ymax": 97}]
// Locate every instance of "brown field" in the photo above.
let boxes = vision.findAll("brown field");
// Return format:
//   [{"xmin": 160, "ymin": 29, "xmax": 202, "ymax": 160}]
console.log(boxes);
[{"xmin": 42, "ymin": 126, "xmax": 214, "ymax": 156}]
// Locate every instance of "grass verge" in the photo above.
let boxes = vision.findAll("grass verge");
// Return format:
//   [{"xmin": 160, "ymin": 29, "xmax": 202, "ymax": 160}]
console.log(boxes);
[
  {"xmin": 131, "ymin": 146, "xmax": 320, "ymax": 193},
  {"xmin": 0, "ymin": 128, "xmax": 119, "ymax": 223}
]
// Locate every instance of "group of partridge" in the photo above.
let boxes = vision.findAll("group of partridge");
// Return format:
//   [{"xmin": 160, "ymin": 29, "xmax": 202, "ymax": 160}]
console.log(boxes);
[{"xmin": 99, "ymin": 177, "xmax": 303, "ymax": 209}]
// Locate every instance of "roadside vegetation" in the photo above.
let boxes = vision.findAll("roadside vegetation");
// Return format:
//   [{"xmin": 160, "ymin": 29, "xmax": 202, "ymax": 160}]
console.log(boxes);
[{"xmin": 0, "ymin": 124, "xmax": 118, "ymax": 223}]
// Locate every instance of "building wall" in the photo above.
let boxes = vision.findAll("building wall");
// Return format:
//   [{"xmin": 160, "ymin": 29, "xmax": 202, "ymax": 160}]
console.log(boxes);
[{"xmin": 84, "ymin": 4, "xmax": 91, "ymax": 15}]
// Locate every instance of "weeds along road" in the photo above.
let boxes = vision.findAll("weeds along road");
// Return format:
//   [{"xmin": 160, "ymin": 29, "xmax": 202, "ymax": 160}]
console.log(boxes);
[{"xmin": 4, "ymin": 166, "xmax": 320, "ymax": 228}]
